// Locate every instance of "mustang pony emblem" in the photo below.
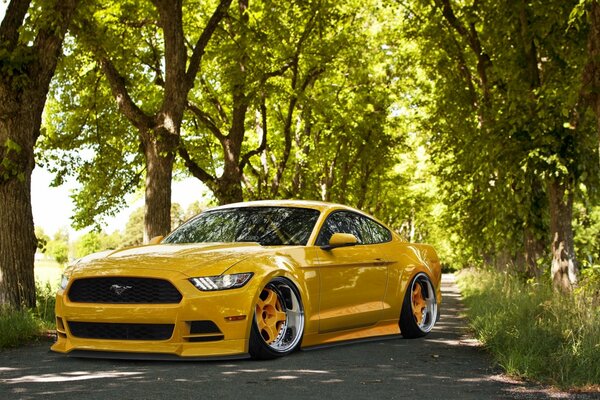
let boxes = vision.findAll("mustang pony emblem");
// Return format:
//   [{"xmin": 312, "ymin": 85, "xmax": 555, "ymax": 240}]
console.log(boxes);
[{"xmin": 110, "ymin": 284, "xmax": 133, "ymax": 296}]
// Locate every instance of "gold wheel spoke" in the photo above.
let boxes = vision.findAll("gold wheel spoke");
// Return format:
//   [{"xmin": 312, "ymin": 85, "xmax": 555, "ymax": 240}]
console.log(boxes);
[
  {"xmin": 263, "ymin": 322, "xmax": 279, "ymax": 343},
  {"xmin": 275, "ymin": 311, "xmax": 286, "ymax": 323},
  {"xmin": 257, "ymin": 317, "xmax": 268, "ymax": 331},
  {"xmin": 263, "ymin": 289, "xmax": 278, "ymax": 307},
  {"xmin": 412, "ymin": 283, "xmax": 426, "ymax": 324}
]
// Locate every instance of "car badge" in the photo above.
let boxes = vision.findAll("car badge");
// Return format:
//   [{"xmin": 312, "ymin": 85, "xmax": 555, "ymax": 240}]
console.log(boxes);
[{"xmin": 110, "ymin": 284, "xmax": 133, "ymax": 296}]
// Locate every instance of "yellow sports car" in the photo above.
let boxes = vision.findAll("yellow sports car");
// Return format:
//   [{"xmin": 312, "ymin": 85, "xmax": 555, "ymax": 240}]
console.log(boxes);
[{"xmin": 52, "ymin": 200, "xmax": 441, "ymax": 360}]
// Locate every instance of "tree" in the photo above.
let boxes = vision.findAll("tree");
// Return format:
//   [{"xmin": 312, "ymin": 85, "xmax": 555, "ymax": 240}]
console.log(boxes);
[
  {"xmin": 0, "ymin": 0, "xmax": 79, "ymax": 309},
  {"xmin": 405, "ymin": 0, "xmax": 598, "ymax": 289},
  {"xmin": 179, "ymin": 0, "xmax": 341, "ymax": 204},
  {"xmin": 73, "ymin": 230, "xmax": 122, "ymax": 258},
  {"xmin": 46, "ymin": 227, "xmax": 70, "ymax": 265},
  {"xmin": 122, "ymin": 207, "xmax": 144, "ymax": 247},
  {"xmin": 42, "ymin": 0, "xmax": 232, "ymax": 242}
]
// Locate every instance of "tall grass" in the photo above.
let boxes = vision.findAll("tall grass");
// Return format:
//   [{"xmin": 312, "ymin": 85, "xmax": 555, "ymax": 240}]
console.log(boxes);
[
  {"xmin": 457, "ymin": 268, "xmax": 600, "ymax": 389},
  {"xmin": 0, "ymin": 281, "xmax": 57, "ymax": 350},
  {"xmin": 0, "ymin": 307, "xmax": 40, "ymax": 349}
]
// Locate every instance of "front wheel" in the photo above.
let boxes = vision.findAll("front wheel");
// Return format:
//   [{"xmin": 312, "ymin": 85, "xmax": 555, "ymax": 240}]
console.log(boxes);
[
  {"xmin": 249, "ymin": 278, "xmax": 304, "ymax": 359},
  {"xmin": 399, "ymin": 272, "xmax": 438, "ymax": 338}
]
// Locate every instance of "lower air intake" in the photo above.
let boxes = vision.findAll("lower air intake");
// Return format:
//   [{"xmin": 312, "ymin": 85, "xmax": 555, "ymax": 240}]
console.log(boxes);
[{"xmin": 68, "ymin": 321, "xmax": 174, "ymax": 341}]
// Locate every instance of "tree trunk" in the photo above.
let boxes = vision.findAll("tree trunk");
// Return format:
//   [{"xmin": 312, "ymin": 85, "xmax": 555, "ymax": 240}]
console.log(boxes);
[
  {"xmin": 523, "ymin": 228, "xmax": 543, "ymax": 278},
  {"xmin": 142, "ymin": 130, "xmax": 176, "ymax": 242},
  {"xmin": 0, "ymin": 102, "xmax": 38, "ymax": 308},
  {"xmin": 0, "ymin": 0, "xmax": 79, "ymax": 309},
  {"xmin": 547, "ymin": 178, "xmax": 578, "ymax": 292},
  {"xmin": 215, "ymin": 136, "xmax": 244, "ymax": 204}
]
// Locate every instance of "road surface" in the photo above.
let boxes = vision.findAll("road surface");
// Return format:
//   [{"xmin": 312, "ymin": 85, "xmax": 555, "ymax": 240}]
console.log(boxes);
[{"xmin": 1, "ymin": 274, "xmax": 597, "ymax": 399}]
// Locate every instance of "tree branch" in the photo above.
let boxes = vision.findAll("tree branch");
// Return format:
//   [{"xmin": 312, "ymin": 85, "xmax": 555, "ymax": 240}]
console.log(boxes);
[
  {"xmin": 0, "ymin": 0, "xmax": 30, "ymax": 51},
  {"xmin": 239, "ymin": 97, "xmax": 268, "ymax": 171},
  {"xmin": 200, "ymin": 77, "xmax": 230, "ymax": 124},
  {"xmin": 178, "ymin": 139, "xmax": 217, "ymax": 187},
  {"xmin": 271, "ymin": 66, "xmax": 323, "ymax": 195},
  {"xmin": 185, "ymin": 0, "xmax": 234, "ymax": 90},
  {"xmin": 187, "ymin": 102, "xmax": 225, "ymax": 141},
  {"xmin": 435, "ymin": 0, "xmax": 492, "ymax": 108},
  {"xmin": 99, "ymin": 57, "xmax": 153, "ymax": 132},
  {"xmin": 30, "ymin": 0, "xmax": 79, "ymax": 91}
]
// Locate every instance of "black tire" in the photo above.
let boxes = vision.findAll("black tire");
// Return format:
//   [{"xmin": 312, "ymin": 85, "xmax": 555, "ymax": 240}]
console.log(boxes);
[
  {"xmin": 249, "ymin": 278, "xmax": 304, "ymax": 360},
  {"xmin": 399, "ymin": 272, "xmax": 438, "ymax": 338}
]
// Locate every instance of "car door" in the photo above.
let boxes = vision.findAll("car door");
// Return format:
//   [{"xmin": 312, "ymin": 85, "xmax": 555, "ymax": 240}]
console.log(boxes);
[{"xmin": 314, "ymin": 211, "xmax": 390, "ymax": 333}]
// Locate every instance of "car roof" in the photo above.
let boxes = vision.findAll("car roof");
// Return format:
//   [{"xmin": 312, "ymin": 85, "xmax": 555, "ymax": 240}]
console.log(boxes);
[{"xmin": 208, "ymin": 200, "xmax": 358, "ymax": 213}]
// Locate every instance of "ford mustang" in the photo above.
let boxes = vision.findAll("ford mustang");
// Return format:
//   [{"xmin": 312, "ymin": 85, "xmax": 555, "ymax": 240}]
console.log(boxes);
[{"xmin": 52, "ymin": 200, "xmax": 441, "ymax": 360}]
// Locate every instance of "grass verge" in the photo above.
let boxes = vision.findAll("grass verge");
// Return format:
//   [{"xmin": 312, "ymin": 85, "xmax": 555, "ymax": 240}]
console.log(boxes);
[
  {"xmin": 456, "ymin": 268, "xmax": 600, "ymax": 389},
  {"xmin": 0, "ymin": 281, "xmax": 57, "ymax": 350},
  {"xmin": 0, "ymin": 307, "xmax": 41, "ymax": 349}
]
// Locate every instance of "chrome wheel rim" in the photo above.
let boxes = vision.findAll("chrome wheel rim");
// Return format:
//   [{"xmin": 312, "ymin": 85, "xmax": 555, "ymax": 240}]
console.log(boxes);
[
  {"xmin": 255, "ymin": 280, "xmax": 304, "ymax": 352},
  {"xmin": 410, "ymin": 273, "xmax": 437, "ymax": 333}
]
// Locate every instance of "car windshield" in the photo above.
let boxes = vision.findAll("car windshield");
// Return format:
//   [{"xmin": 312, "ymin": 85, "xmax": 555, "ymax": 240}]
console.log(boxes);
[{"xmin": 163, "ymin": 206, "xmax": 321, "ymax": 246}]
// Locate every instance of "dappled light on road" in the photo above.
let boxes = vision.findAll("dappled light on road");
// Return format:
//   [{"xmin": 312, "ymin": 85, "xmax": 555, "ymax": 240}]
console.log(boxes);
[{"xmin": 4, "ymin": 371, "xmax": 144, "ymax": 384}]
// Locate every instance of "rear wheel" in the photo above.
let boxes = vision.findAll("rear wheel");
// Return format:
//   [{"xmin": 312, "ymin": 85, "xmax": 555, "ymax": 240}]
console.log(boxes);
[
  {"xmin": 399, "ymin": 272, "xmax": 437, "ymax": 338},
  {"xmin": 249, "ymin": 278, "xmax": 304, "ymax": 359}
]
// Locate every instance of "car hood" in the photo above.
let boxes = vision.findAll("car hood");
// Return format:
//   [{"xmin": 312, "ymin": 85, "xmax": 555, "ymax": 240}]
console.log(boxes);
[{"xmin": 68, "ymin": 242, "xmax": 268, "ymax": 277}]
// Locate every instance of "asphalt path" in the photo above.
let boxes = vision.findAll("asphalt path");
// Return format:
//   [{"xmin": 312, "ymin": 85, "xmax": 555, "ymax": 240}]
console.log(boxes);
[{"xmin": 1, "ymin": 274, "xmax": 597, "ymax": 400}]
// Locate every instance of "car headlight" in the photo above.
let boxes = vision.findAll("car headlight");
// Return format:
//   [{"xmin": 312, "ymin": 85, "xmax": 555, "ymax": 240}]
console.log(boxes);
[
  {"xmin": 60, "ymin": 273, "xmax": 70, "ymax": 290},
  {"xmin": 189, "ymin": 273, "xmax": 253, "ymax": 291}
]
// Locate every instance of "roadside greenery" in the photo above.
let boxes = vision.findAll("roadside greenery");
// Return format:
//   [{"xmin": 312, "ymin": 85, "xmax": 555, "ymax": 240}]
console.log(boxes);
[
  {"xmin": 0, "ymin": 282, "xmax": 57, "ymax": 350},
  {"xmin": 0, "ymin": 308, "xmax": 40, "ymax": 350},
  {"xmin": 457, "ymin": 268, "xmax": 600, "ymax": 388}
]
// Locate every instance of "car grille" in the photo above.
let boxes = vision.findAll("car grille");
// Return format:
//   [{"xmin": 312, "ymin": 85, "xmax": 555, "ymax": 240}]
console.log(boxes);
[
  {"xmin": 67, "ymin": 277, "xmax": 182, "ymax": 304},
  {"xmin": 68, "ymin": 321, "xmax": 174, "ymax": 340}
]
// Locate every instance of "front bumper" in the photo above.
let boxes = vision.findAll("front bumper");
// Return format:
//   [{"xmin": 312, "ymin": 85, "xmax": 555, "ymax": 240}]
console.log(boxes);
[{"xmin": 51, "ymin": 269, "xmax": 257, "ymax": 359}]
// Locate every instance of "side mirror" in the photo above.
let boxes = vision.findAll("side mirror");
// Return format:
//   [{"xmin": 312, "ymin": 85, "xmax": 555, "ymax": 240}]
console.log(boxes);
[
  {"xmin": 321, "ymin": 233, "xmax": 358, "ymax": 251},
  {"xmin": 148, "ymin": 235, "xmax": 164, "ymax": 245}
]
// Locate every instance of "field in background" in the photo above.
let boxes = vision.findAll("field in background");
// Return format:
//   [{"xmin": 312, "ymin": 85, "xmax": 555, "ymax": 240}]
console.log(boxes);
[{"xmin": 35, "ymin": 259, "xmax": 62, "ymax": 289}]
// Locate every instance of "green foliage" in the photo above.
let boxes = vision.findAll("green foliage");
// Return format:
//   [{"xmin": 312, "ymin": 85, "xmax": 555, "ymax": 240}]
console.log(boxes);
[
  {"xmin": 574, "ymin": 203, "xmax": 600, "ymax": 269},
  {"xmin": 34, "ymin": 281, "xmax": 56, "ymax": 328},
  {"xmin": 0, "ymin": 138, "xmax": 25, "ymax": 183},
  {"xmin": 401, "ymin": 0, "xmax": 599, "ymax": 271},
  {"xmin": 73, "ymin": 230, "xmax": 121, "ymax": 258},
  {"xmin": 458, "ymin": 269, "xmax": 600, "ymax": 388},
  {"xmin": 122, "ymin": 207, "xmax": 144, "ymax": 247},
  {"xmin": 46, "ymin": 240, "xmax": 68, "ymax": 265},
  {"xmin": 35, "ymin": 226, "xmax": 50, "ymax": 253},
  {"xmin": 35, "ymin": 0, "xmax": 600, "ymax": 277},
  {"xmin": 184, "ymin": 201, "xmax": 205, "ymax": 220},
  {"xmin": 45, "ymin": 227, "xmax": 70, "ymax": 264},
  {"xmin": 0, "ymin": 280, "xmax": 60, "ymax": 349},
  {"xmin": 0, "ymin": 307, "xmax": 40, "ymax": 349}
]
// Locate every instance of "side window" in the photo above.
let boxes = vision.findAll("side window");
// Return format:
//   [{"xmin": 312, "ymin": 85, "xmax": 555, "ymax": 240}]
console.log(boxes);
[
  {"xmin": 316, "ymin": 211, "xmax": 364, "ymax": 246},
  {"xmin": 358, "ymin": 215, "xmax": 392, "ymax": 244}
]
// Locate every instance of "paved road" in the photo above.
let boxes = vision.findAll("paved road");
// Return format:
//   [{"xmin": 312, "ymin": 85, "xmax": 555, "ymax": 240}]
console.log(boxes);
[{"xmin": 1, "ymin": 274, "xmax": 597, "ymax": 399}]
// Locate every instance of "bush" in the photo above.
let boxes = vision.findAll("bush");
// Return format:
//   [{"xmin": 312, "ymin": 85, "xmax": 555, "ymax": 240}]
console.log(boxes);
[{"xmin": 457, "ymin": 268, "xmax": 600, "ymax": 388}]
